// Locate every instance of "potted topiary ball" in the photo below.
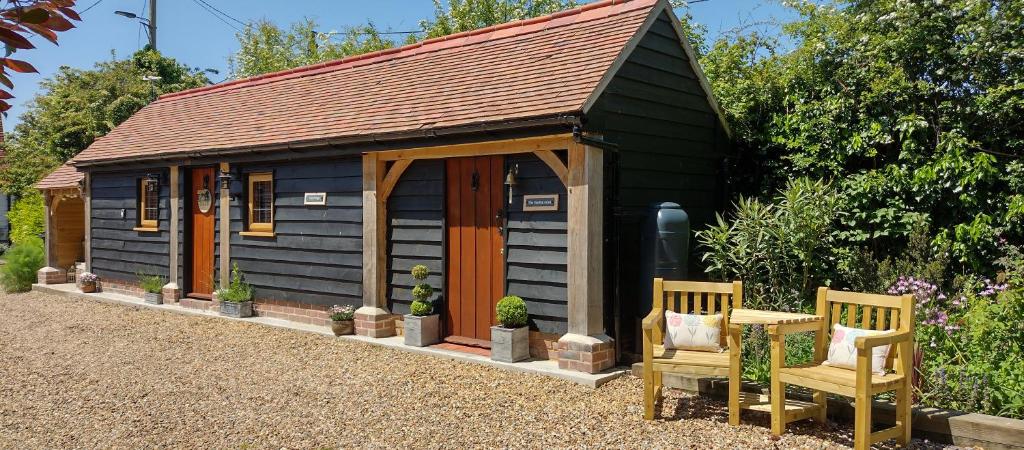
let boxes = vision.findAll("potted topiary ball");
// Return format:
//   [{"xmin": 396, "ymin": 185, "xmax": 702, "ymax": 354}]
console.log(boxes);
[
  {"xmin": 491, "ymin": 295, "xmax": 530, "ymax": 362},
  {"xmin": 329, "ymin": 304, "xmax": 355, "ymax": 336},
  {"xmin": 138, "ymin": 273, "xmax": 166, "ymax": 305},
  {"xmin": 404, "ymin": 264, "xmax": 440, "ymax": 347}
]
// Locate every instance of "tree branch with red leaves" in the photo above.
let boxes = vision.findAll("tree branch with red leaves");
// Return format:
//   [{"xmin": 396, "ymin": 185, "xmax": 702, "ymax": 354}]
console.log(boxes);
[{"xmin": 0, "ymin": 0, "xmax": 79, "ymax": 112}]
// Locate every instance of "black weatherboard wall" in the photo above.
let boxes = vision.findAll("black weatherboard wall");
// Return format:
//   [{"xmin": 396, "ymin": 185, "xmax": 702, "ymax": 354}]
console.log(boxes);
[
  {"xmin": 585, "ymin": 11, "xmax": 731, "ymax": 354},
  {"xmin": 90, "ymin": 169, "xmax": 171, "ymax": 282},
  {"xmin": 387, "ymin": 160, "xmax": 445, "ymax": 315},
  {"xmin": 504, "ymin": 153, "xmax": 569, "ymax": 335},
  {"xmin": 227, "ymin": 158, "xmax": 363, "ymax": 307}
]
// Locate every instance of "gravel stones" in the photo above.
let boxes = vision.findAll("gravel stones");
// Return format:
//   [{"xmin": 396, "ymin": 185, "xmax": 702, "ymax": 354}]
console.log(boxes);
[{"xmin": 0, "ymin": 291, "xmax": 968, "ymax": 449}]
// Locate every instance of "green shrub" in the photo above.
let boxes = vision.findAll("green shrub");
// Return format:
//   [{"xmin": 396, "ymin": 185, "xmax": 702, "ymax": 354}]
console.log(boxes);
[
  {"xmin": 496, "ymin": 295, "xmax": 527, "ymax": 328},
  {"xmin": 409, "ymin": 264, "xmax": 434, "ymax": 316},
  {"xmin": 215, "ymin": 263, "xmax": 253, "ymax": 303},
  {"xmin": 137, "ymin": 273, "xmax": 166, "ymax": 294},
  {"xmin": 0, "ymin": 237, "xmax": 45, "ymax": 292},
  {"xmin": 7, "ymin": 191, "xmax": 45, "ymax": 246}
]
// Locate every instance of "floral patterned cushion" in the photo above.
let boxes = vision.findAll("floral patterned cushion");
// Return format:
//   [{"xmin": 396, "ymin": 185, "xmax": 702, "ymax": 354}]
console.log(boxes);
[
  {"xmin": 663, "ymin": 311, "xmax": 723, "ymax": 352},
  {"xmin": 823, "ymin": 323, "xmax": 891, "ymax": 375}
]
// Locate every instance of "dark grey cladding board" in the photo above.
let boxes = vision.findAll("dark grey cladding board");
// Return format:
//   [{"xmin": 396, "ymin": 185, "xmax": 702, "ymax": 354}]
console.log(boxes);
[
  {"xmin": 505, "ymin": 153, "xmax": 569, "ymax": 335},
  {"xmin": 89, "ymin": 170, "xmax": 171, "ymax": 283},
  {"xmin": 226, "ymin": 158, "xmax": 363, "ymax": 307},
  {"xmin": 386, "ymin": 160, "xmax": 444, "ymax": 316}
]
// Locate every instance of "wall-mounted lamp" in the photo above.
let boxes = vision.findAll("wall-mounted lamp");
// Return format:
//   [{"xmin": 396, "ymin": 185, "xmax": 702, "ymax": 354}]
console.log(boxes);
[
  {"xmin": 218, "ymin": 172, "xmax": 233, "ymax": 191},
  {"xmin": 144, "ymin": 173, "xmax": 160, "ymax": 192},
  {"xmin": 504, "ymin": 164, "xmax": 519, "ymax": 205}
]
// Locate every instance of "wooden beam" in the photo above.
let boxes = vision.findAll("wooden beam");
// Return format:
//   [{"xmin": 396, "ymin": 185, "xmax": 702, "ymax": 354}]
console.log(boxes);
[
  {"xmin": 83, "ymin": 172, "xmax": 91, "ymax": 272},
  {"xmin": 218, "ymin": 162, "xmax": 230, "ymax": 289},
  {"xmin": 565, "ymin": 143, "xmax": 604, "ymax": 336},
  {"xmin": 533, "ymin": 150, "xmax": 568, "ymax": 187},
  {"xmin": 168, "ymin": 165, "xmax": 179, "ymax": 286},
  {"xmin": 376, "ymin": 134, "xmax": 573, "ymax": 161},
  {"xmin": 361, "ymin": 152, "xmax": 388, "ymax": 311},
  {"xmin": 43, "ymin": 191, "xmax": 53, "ymax": 267},
  {"xmin": 379, "ymin": 159, "xmax": 412, "ymax": 201}
]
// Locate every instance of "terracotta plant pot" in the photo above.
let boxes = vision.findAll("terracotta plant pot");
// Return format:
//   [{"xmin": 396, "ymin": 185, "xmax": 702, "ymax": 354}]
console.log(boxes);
[
  {"xmin": 80, "ymin": 283, "xmax": 96, "ymax": 293},
  {"xmin": 331, "ymin": 320, "xmax": 354, "ymax": 336}
]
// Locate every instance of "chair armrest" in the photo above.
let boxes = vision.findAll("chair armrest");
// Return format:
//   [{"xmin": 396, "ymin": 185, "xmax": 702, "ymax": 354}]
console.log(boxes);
[
  {"xmin": 642, "ymin": 308, "xmax": 663, "ymax": 331},
  {"xmin": 765, "ymin": 317, "xmax": 824, "ymax": 336},
  {"xmin": 855, "ymin": 330, "xmax": 912, "ymax": 350}
]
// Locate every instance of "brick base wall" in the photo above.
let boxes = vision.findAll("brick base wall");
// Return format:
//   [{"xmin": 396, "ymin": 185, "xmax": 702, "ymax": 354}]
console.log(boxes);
[
  {"xmin": 558, "ymin": 336, "xmax": 615, "ymax": 374},
  {"xmin": 530, "ymin": 331, "xmax": 561, "ymax": 360},
  {"xmin": 161, "ymin": 286, "xmax": 182, "ymax": 303},
  {"xmin": 253, "ymin": 299, "xmax": 331, "ymax": 327},
  {"xmin": 99, "ymin": 278, "xmax": 145, "ymax": 298},
  {"xmin": 180, "ymin": 297, "xmax": 219, "ymax": 312}
]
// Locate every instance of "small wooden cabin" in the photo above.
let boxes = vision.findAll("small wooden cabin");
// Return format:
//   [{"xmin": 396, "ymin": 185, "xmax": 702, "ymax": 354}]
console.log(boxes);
[
  {"xmin": 36, "ymin": 163, "xmax": 86, "ymax": 280},
  {"xmin": 59, "ymin": 0, "xmax": 732, "ymax": 372}
]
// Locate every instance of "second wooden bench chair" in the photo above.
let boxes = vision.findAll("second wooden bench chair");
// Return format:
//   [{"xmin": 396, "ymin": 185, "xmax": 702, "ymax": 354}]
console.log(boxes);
[{"xmin": 641, "ymin": 278, "xmax": 742, "ymax": 420}]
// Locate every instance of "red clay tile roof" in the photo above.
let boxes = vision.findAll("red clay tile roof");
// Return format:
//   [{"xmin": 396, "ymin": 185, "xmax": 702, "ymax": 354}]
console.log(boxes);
[
  {"xmin": 36, "ymin": 162, "xmax": 84, "ymax": 190},
  {"xmin": 72, "ymin": 0, "xmax": 659, "ymax": 164}
]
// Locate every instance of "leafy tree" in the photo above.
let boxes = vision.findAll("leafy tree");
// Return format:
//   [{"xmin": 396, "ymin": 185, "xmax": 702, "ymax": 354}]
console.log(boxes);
[
  {"xmin": 700, "ymin": 0, "xmax": 1024, "ymax": 274},
  {"xmin": 419, "ymin": 0, "xmax": 575, "ymax": 38},
  {"xmin": 229, "ymin": 19, "xmax": 394, "ymax": 79},
  {"xmin": 6, "ymin": 189, "xmax": 43, "ymax": 245},
  {"xmin": 0, "ymin": 49, "xmax": 208, "ymax": 196}
]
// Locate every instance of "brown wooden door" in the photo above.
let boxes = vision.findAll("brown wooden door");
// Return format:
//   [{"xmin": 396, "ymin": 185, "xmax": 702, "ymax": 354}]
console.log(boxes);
[
  {"xmin": 189, "ymin": 167, "xmax": 216, "ymax": 297},
  {"xmin": 444, "ymin": 155, "xmax": 505, "ymax": 346}
]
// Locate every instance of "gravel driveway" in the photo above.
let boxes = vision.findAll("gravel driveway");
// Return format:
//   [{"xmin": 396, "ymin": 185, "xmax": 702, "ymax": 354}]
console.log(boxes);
[{"xmin": 0, "ymin": 291, "xmax": 956, "ymax": 449}]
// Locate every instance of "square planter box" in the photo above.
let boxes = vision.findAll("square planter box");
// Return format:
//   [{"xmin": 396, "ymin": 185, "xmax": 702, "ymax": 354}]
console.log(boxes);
[
  {"xmin": 491, "ymin": 326, "xmax": 530, "ymax": 363},
  {"xmin": 220, "ymin": 301, "xmax": 253, "ymax": 318},
  {"xmin": 143, "ymin": 292, "xmax": 163, "ymax": 305},
  {"xmin": 404, "ymin": 314, "xmax": 440, "ymax": 347}
]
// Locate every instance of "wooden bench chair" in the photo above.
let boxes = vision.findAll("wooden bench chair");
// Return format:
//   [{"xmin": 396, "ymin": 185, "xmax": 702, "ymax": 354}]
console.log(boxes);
[
  {"xmin": 768, "ymin": 288, "xmax": 915, "ymax": 450},
  {"xmin": 641, "ymin": 278, "xmax": 742, "ymax": 420}
]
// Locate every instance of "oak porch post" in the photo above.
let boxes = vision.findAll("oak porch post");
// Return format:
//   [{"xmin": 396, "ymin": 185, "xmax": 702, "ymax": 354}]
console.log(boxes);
[
  {"xmin": 557, "ymin": 143, "xmax": 614, "ymax": 374},
  {"xmin": 162, "ymin": 165, "xmax": 182, "ymax": 302},
  {"xmin": 36, "ymin": 190, "xmax": 66, "ymax": 285},
  {"xmin": 355, "ymin": 152, "xmax": 396, "ymax": 337}
]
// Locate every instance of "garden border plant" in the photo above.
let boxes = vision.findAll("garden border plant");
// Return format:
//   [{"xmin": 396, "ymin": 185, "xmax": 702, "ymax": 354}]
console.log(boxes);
[
  {"xmin": 217, "ymin": 263, "xmax": 254, "ymax": 318},
  {"xmin": 137, "ymin": 273, "xmax": 166, "ymax": 305}
]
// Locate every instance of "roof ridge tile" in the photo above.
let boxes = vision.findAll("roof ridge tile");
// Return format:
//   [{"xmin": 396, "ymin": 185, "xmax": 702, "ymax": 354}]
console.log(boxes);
[{"xmin": 158, "ymin": 0, "xmax": 652, "ymax": 102}]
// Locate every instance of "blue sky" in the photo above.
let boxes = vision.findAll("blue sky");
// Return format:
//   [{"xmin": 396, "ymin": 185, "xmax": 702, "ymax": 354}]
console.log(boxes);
[{"xmin": 4, "ymin": 0, "xmax": 796, "ymax": 129}]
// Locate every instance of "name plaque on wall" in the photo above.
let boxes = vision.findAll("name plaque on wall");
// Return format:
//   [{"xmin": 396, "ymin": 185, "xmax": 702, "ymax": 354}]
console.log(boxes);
[
  {"xmin": 523, "ymin": 194, "xmax": 559, "ymax": 211},
  {"xmin": 303, "ymin": 192, "xmax": 327, "ymax": 205}
]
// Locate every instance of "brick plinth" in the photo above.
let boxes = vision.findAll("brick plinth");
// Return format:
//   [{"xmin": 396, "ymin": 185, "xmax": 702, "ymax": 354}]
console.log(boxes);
[
  {"xmin": 98, "ymin": 279, "xmax": 144, "ymax": 297},
  {"xmin": 37, "ymin": 267, "xmax": 67, "ymax": 285},
  {"xmin": 557, "ymin": 334, "xmax": 615, "ymax": 374},
  {"xmin": 161, "ymin": 284, "xmax": 182, "ymax": 304},
  {"xmin": 355, "ymin": 308, "xmax": 396, "ymax": 338}
]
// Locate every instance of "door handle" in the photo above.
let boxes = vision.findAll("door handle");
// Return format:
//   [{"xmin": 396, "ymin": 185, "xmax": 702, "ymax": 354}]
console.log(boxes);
[{"xmin": 471, "ymin": 171, "xmax": 480, "ymax": 192}]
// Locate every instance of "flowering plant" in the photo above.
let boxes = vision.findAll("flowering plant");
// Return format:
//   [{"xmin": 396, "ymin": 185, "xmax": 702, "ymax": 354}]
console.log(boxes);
[
  {"xmin": 329, "ymin": 305, "xmax": 355, "ymax": 321},
  {"xmin": 79, "ymin": 272, "xmax": 99, "ymax": 284}
]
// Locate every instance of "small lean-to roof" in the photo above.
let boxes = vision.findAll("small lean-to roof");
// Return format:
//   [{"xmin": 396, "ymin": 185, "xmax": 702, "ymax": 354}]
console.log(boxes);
[
  {"xmin": 71, "ymin": 0, "xmax": 661, "ymax": 165},
  {"xmin": 36, "ymin": 162, "xmax": 84, "ymax": 190}
]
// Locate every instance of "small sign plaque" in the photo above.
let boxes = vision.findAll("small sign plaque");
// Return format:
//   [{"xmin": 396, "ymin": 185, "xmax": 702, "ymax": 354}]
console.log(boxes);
[
  {"xmin": 303, "ymin": 192, "xmax": 327, "ymax": 205},
  {"xmin": 523, "ymin": 194, "xmax": 559, "ymax": 211}
]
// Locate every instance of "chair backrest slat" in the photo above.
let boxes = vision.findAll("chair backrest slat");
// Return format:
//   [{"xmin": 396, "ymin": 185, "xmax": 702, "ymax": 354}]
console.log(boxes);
[
  {"xmin": 861, "ymin": 306, "xmax": 873, "ymax": 329},
  {"xmin": 875, "ymin": 308, "xmax": 888, "ymax": 331},
  {"xmin": 846, "ymin": 303, "xmax": 857, "ymax": 328},
  {"xmin": 652, "ymin": 279, "xmax": 743, "ymax": 348}
]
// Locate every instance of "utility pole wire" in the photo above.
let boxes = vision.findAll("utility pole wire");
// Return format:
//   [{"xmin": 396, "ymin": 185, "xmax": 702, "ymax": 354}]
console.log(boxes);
[
  {"xmin": 189, "ymin": 0, "xmax": 240, "ymax": 31},
  {"xmin": 80, "ymin": 0, "xmax": 104, "ymax": 14},
  {"xmin": 194, "ymin": 0, "xmax": 246, "ymax": 27}
]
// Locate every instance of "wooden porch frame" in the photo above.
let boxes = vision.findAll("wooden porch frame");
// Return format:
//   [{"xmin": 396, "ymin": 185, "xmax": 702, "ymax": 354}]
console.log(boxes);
[{"xmin": 360, "ymin": 133, "xmax": 603, "ymax": 342}]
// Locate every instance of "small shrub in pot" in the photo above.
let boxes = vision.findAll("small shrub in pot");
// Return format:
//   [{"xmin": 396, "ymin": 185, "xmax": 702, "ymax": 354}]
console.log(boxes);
[
  {"xmin": 329, "ymin": 304, "xmax": 355, "ymax": 336},
  {"xmin": 138, "ymin": 273, "xmax": 166, "ymax": 305},
  {"xmin": 217, "ymin": 263, "xmax": 254, "ymax": 318},
  {"xmin": 491, "ymin": 295, "xmax": 530, "ymax": 362},
  {"xmin": 404, "ymin": 264, "xmax": 439, "ymax": 347}
]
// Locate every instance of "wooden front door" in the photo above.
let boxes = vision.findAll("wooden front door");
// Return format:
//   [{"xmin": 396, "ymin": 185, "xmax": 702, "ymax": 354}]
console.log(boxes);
[
  {"xmin": 444, "ymin": 155, "xmax": 506, "ymax": 346},
  {"xmin": 188, "ymin": 167, "xmax": 216, "ymax": 298}
]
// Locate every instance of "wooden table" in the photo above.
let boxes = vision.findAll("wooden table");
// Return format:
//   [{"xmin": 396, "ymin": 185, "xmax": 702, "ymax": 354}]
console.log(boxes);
[{"xmin": 727, "ymin": 308, "xmax": 824, "ymax": 426}]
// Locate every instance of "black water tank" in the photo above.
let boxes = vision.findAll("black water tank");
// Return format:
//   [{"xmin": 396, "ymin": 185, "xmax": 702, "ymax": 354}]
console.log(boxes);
[{"xmin": 638, "ymin": 202, "xmax": 690, "ymax": 318}]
